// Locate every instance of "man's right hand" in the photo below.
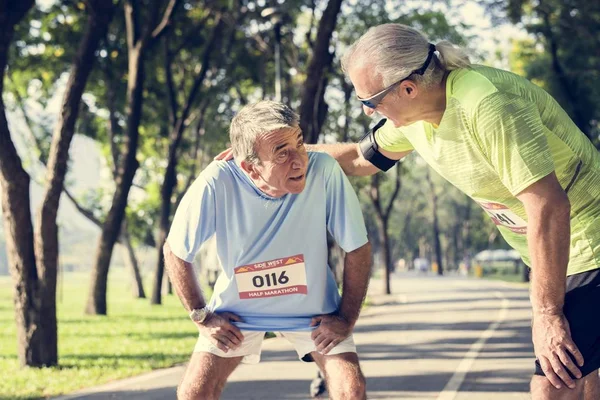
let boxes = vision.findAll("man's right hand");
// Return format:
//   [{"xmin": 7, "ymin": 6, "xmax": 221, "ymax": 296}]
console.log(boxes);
[
  {"xmin": 196, "ymin": 311, "xmax": 244, "ymax": 353},
  {"xmin": 214, "ymin": 148, "xmax": 233, "ymax": 161}
]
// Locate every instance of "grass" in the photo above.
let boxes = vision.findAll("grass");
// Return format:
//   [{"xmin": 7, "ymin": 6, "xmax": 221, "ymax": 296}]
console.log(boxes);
[{"xmin": 0, "ymin": 269, "xmax": 203, "ymax": 400}]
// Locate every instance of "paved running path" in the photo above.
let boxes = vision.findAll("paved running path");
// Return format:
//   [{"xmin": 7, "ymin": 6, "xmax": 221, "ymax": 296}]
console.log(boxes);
[{"xmin": 55, "ymin": 273, "xmax": 534, "ymax": 400}]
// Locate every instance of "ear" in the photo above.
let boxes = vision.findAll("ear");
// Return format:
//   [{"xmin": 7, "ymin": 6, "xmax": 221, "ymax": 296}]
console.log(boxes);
[
  {"xmin": 402, "ymin": 81, "xmax": 419, "ymax": 98},
  {"xmin": 240, "ymin": 160, "xmax": 260, "ymax": 179}
]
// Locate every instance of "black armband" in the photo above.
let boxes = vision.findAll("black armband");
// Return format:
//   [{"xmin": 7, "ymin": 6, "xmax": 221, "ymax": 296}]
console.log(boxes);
[{"xmin": 358, "ymin": 118, "xmax": 397, "ymax": 172}]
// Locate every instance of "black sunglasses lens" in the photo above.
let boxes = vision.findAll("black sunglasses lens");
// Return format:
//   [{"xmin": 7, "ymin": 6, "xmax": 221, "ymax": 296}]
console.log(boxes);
[{"xmin": 362, "ymin": 100, "xmax": 376, "ymax": 109}]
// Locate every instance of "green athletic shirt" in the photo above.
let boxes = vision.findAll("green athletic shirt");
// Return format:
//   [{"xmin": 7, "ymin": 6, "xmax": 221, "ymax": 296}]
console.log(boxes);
[{"xmin": 375, "ymin": 64, "xmax": 600, "ymax": 276}]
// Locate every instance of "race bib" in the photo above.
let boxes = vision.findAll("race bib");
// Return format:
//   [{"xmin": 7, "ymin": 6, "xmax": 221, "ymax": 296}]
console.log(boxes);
[
  {"xmin": 234, "ymin": 254, "xmax": 308, "ymax": 299},
  {"xmin": 479, "ymin": 202, "xmax": 527, "ymax": 234}
]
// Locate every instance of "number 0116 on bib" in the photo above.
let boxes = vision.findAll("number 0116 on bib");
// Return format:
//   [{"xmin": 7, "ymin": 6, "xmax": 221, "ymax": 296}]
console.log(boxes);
[{"xmin": 234, "ymin": 255, "xmax": 308, "ymax": 299}]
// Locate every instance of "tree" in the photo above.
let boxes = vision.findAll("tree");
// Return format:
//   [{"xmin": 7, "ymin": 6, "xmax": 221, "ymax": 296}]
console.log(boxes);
[
  {"xmin": 487, "ymin": 0, "xmax": 600, "ymax": 147},
  {"xmin": 368, "ymin": 163, "xmax": 402, "ymax": 294},
  {"xmin": 151, "ymin": 9, "xmax": 227, "ymax": 305},
  {"xmin": 86, "ymin": 0, "xmax": 180, "ymax": 315},
  {"xmin": 0, "ymin": 0, "xmax": 115, "ymax": 367},
  {"xmin": 299, "ymin": 0, "xmax": 344, "ymax": 144},
  {"xmin": 425, "ymin": 169, "xmax": 444, "ymax": 275}
]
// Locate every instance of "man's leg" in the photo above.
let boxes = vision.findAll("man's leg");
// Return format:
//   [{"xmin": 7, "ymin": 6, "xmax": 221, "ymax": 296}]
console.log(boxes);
[
  {"xmin": 583, "ymin": 370, "xmax": 600, "ymax": 400},
  {"xmin": 177, "ymin": 352, "xmax": 243, "ymax": 400},
  {"xmin": 531, "ymin": 268, "xmax": 600, "ymax": 400},
  {"xmin": 311, "ymin": 352, "xmax": 366, "ymax": 400},
  {"xmin": 531, "ymin": 374, "xmax": 584, "ymax": 400},
  {"xmin": 531, "ymin": 369, "xmax": 599, "ymax": 400}
]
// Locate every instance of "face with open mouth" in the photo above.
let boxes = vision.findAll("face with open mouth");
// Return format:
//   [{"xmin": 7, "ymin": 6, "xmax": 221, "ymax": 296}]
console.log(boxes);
[{"xmin": 242, "ymin": 126, "xmax": 308, "ymax": 198}]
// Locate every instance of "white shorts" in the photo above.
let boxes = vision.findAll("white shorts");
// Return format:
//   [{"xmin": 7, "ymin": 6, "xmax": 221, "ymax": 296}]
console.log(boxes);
[{"xmin": 193, "ymin": 330, "xmax": 357, "ymax": 365}]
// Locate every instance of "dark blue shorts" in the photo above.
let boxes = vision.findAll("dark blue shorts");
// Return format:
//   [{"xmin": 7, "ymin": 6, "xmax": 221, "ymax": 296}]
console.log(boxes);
[{"xmin": 534, "ymin": 267, "xmax": 600, "ymax": 378}]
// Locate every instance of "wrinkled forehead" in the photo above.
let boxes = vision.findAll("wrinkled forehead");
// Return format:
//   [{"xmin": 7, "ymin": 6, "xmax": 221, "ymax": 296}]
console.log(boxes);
[{"xmin": 255, "ymin": 125, "xmax": 302, "ymax": 154}]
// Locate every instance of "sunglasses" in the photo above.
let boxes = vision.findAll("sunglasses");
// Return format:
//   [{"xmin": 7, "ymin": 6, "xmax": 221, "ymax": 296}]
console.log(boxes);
[{"xmin": 357, "ymin": 43, "xmax": 436, "ymax": 109}]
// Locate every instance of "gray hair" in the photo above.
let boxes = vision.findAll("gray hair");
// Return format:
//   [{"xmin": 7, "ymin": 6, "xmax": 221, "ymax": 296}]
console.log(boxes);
[
  {"xmin": 341, "ymin": 23, "xmax": 471, "ymax": 88},
  {"xmin": 229, "ymin": 100, "xmax": 299, "ymax": 164}
]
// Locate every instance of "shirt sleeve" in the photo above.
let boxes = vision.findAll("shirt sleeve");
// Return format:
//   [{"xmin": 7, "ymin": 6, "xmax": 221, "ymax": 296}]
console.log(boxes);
[
  {"xmin": 323, "ymin": 155, "xmax": 369, "ymax": 253},
  {"xmin": 473, "ymin": 92, "xmax": 555, "ymax": 196},
  {"xmin": 166, "ymin": 175, "xmax": 216, "ymax": 262},
  {"xmin": 374, "ymin": 119, "xmax": 415, "ymax": 153}
]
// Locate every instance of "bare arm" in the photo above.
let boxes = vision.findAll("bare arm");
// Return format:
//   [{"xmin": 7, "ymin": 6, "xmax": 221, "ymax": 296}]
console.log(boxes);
[
  {"xmin": 163, "ymin": 241, "xmax": 206, "ymax": 312},
  {"xmin": 517, "ymin": 172, "xmax": 583, "ymax": 389},
  {"xmin": 306, "ymin": 143, "xmax": 410, "ymax": 176},
  {"xmin": 163, "ymin": 241, "xmax": 244, "ymax": 352},
  {"xmin": 338, "ymin": 242, "xmax": 372, "ymax": 326},
  {"xmin": 311, "ymin": 242, "xmax": 372, "ymax": 354}
]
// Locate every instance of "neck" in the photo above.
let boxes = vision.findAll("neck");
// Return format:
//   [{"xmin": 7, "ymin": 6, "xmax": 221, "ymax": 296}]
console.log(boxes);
[
  {"xmin": 256, "ymin": 181, "xmax": 285, "ymax": 198},
  {"xmin": 418, "ymin": 72, "xmax": 449, "ymax": 126}
]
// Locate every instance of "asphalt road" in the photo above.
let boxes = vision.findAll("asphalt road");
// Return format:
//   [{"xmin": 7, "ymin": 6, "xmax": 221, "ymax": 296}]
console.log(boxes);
[{"xmin": 54, "ymin": 273, "xmax": 534, "ymax": 400}]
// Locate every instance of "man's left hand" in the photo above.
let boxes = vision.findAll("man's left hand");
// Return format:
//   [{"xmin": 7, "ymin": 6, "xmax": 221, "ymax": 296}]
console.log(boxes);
[
  {"xmin": 310, "ymin": 314, "xmax": 353, "ymax": 355},
  {"xmin": 532, "ymin": 312, "xmax": 584, "ymax": 389}
]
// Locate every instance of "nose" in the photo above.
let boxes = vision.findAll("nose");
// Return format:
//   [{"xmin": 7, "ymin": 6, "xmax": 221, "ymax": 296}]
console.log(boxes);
[
  {"xmin": 290, "ymin": 149, "xmax": 306, "ymax": 169},
  {"xmin": 363, "ymin": 104, "xmax": 375, "ymax": 116}
]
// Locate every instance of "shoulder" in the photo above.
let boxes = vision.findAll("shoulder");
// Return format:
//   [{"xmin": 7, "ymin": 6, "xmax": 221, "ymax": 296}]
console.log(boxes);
[
  {"xmin": 305, "ymin": 152, "xmax": 347, "ymax": 188},
  {"xmin": 307, "ymin": 151, "xmax": 339, "ymax": 173},
  {"xmin": 190, "ymin": 160, "xmax": 237, "ymax": 191},
  {"xmin": 450, "ymin": 65, "xmax": 534, "ymax": 118},
  {"xmin": 448, "ymin": 65, "xmax": 498, "ymax": 114}
]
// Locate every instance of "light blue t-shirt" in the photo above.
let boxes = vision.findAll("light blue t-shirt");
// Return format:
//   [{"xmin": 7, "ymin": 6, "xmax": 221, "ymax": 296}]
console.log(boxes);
[{"xmin": 166, "ymin": 152, "xmax": 368, "ymax": 331}]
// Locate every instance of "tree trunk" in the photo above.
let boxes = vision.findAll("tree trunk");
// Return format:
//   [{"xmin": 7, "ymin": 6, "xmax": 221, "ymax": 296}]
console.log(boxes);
[
  {"xmin": 120, "ymin": 219, "xmax": 145, "ymax": 298},
  {"xmin": 0, "ymin": 0, "xmax": 41, "ymax": 368},
  {"xmin": 85, "ymin": 0, "xmax": 180, "ymax": 314},
  {"xmin": 539, "ymin": 8, "xmax": 589, "ymax": 137},
  {"xmin": 33, "ymin": 0, "xmax": 114, "ymax": 364},
  {"xmin": 85, "ymin": 46, "xmax": 144, "ymax": 315},
  {"xmin": 340, "ymin": 77, "xmax": 353, "ymax": 142},
  {"xmin": 426, "ymin": 170, "xmax": 444, "ymax": 275},
  {"xmin": 298, "ymin": 0, "xmax": 343, "ymax": 144},
  {"xmin": 381, "ymin": 221, "xmax": 393, "ymax": 295},
  {"xmin": 368, "ymin": 163, "xmax": 402, "ymax": 294}
]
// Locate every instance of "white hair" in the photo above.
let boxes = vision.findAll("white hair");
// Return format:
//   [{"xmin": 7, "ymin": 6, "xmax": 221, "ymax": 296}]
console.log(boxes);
[
  {"xmin": 229, "ymin": 100, "xmax": 299, "ymax": 164},
  {"xmin": 341, "ymin": 23, "xmax": 471, "ymax": 87}
]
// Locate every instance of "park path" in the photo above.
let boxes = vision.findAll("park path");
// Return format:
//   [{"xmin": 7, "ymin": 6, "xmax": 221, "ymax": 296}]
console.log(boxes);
[{"xmin": 54, "ymin": 273, "xmax": 533, "ymax": 400}]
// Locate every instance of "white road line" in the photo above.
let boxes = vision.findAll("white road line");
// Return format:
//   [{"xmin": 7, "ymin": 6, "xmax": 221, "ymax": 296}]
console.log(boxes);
[{"xmin": 435, "ymin": 291, "xmax": 510, "ymax": 400}]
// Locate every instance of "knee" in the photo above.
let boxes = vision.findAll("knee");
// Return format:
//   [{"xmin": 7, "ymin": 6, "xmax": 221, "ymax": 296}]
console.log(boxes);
[{"xmin": 530, "ymin": 375, "xmax": 584, "ymax": 400}]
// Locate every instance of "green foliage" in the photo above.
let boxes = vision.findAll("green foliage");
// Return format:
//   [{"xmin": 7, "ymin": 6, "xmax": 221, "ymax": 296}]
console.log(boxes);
[
  {"xmin": 9, "ymin": 1, "xmax": 87, "ymax": 103},
  {"xmin": 489, "ymin": 0, "xmax": 600, "ymax": 146},
  {"xmin": 3, "ymin": 0, "xmax": 519, "ymax": 278}
]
